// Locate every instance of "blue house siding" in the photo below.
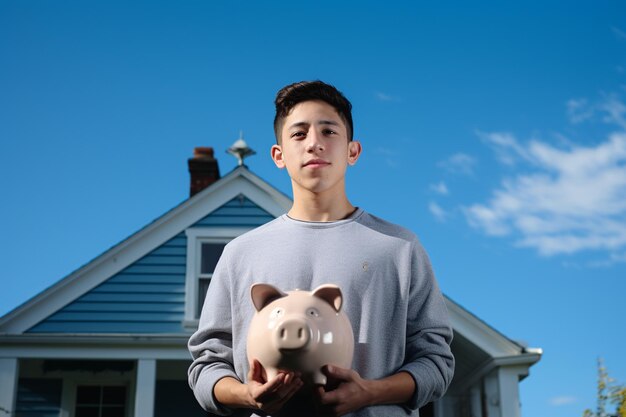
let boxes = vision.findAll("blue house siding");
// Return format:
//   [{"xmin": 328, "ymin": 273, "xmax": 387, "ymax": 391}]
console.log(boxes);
[
  {"xmin": 194, "ymin": 195, "xmax": 275, "ymax": 227},
  {"xmin": 27, "ymin": 233, "xmax": 188, "ymax": 334},
  {"xmin": 15, "ymin": 378, "xmax": 62, "ymax": 417},
  {"xmin": 26, "ymin": 196, "xmax": 276, "ymax": 334}
]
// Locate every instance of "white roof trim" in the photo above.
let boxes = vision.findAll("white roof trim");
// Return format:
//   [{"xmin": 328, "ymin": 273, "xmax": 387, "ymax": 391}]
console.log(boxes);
[
  {"xmin": 0, "ymin": 342, "xmax": 190, "ymax": 360},
  {"xmin": 0, "ymin": 167, "xmax": 292, "ymax": 334},
  {"xmin": 453, "ymin": 352, "xmax": 542, "ymax": 393},
  {"xmin": 446, "ymin": 297, "xmax": 523, "ymax": 357},
  {"xmin": 0, "ymin": 334, "xmax": 191, "ymax": 359}
]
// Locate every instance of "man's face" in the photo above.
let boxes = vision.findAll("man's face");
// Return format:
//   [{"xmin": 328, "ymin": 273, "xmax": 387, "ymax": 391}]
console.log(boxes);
[{"xmin": 271, "ymin": 100, "xmax": 361, "ymax": 197}]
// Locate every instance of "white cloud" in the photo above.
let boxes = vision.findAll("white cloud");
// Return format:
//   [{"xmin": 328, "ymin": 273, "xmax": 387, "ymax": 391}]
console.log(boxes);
[
  {"xmin": 464, "ymin": 132, "xmax": 626, "ymax": 256},
  {"xmin": 549, "ymin": 396, "xmax": 578, "ymax": 406},
  {"xmin": 374, "ymin": 147, "xmax": 399, "ymax": 168},
  {"xmin": 375, "ymin": 92, "xmax": 400, "ymax": 102},
  {"xmin": 478, "ymin": 131, "xmax": 531, "ymax": 166},
  {"xmin": 612, "ymin": 26, "xmax": 626, "ymax": 41},
  {"xmin": 567, "ymin": 93, "xmax": 626, "ymax": 129},
  {"xmin": 430, "ymin": 181, "xmax": 449, "ymax": 195},
  {"xmin": 567, "ymin": 98, "xmax": 594, "ymax": 124},
  {"xmin": 438, "ymin": 153, "xmax": 477, "ymax": 175},
  {"xmin": 429, "ymin": 201, "xmax": 447, "ymax": 222},
  {"xmin": 607, "ymin": 251, "xmax": 626, "ymax": 264},
  {"xmin": 587, "ymin": 251, "xmax": 626, "ymax": 268},
  {"xmin": 600, "ymin": 95, "xmax": 626, "ymax": 129}
]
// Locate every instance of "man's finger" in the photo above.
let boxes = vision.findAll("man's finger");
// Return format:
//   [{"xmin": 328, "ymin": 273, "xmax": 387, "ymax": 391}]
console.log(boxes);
[
  {"xmin": 257, "ymin": 372, "xmax": 286, "ymax": 398},
  {"xmin": 283, "ymin": 371, "xmax": 294, "ymax": 385},
  {"xmin": 249, "ymin": 359, "xmax": 264, "ymax": 382},
  {"xmin": 271, "ymin": 373, "xmax": 302, "ymax": 400},
  {"xmin": 318, "ymin": 386, "xmax": 340, "ymax": 405},
  {"xmin": 322, "ymin": 364, "xmax": 354, "ymax": 385},
  {"xmin": 282, "ymin": 376, "xmax": 303, "ymax": 398}
]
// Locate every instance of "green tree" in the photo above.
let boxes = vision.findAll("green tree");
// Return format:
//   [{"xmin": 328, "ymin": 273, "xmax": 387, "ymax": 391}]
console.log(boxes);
[{"xmin": 583, "ymin": 358, "xmax": 626, "ymax": 417}]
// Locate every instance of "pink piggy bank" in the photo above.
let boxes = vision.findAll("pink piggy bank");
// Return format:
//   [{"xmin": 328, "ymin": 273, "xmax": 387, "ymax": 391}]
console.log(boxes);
[{"xmin": 246, "ymin": 283, "xmax": 354, "ymax": 386}]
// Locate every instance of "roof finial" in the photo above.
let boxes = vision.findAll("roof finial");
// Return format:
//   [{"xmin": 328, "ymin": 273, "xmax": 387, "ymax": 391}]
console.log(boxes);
[{"xmin": 227, "ymin": 132, "xmax": 256, "ymax": 167}]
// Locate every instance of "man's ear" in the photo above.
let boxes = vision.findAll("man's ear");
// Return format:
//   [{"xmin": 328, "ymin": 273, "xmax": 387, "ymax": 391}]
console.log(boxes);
[
  {"xmin": 271, "ymin": 144, "xmax": 286, "ymax": 169},
  {"xmin": 347, "ymin": 140, "xmax": 362, "ymax": 166}
]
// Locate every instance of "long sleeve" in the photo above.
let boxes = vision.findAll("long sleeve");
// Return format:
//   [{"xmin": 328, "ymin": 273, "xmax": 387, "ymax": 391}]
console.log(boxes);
[
  {"xmin": 398, "ymin": 241, "xmax": 455, "ymax": 410},
  {"xmin": 188, "ymin": 251, "xmax": 239, "ymax": 416}
]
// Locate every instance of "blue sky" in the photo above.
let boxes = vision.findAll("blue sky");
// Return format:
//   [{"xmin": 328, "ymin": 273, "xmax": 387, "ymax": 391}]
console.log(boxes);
[{"xmin": 1, "ymin": 1, "xmax": 625, "ymax": 416}]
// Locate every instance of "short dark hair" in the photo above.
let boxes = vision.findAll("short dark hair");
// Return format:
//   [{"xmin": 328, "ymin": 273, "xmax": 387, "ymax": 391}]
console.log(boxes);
[{"xmin": 273, "ymin": 80, "xmax": 353, "ymax": 144}]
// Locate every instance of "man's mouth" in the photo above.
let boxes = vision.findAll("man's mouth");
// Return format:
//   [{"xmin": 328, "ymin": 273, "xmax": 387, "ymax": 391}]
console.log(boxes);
[{"xmin": 303, "ymin": 159, "xmax": 330, "ymax": 168}]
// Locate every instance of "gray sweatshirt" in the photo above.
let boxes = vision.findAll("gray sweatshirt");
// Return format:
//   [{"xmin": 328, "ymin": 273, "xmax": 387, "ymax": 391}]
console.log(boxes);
[{"xmin": 188, "ymin": 209, "xmax": 454, "ymax": 416}]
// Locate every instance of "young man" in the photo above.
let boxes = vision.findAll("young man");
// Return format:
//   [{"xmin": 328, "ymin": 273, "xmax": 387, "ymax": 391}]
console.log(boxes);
[{"xmin": 188, "ymin": 81, "xmax": 454, "ymax": 417}]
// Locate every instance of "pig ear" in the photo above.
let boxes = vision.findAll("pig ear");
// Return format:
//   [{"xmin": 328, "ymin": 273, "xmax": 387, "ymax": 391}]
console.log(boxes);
[
  {"xmin": 312, "ymin": 284, "xmax": 343, "ymax": 312},
  {"xmin": 250, "ymin": 283, "xmax": 286, "ymax": 312}
]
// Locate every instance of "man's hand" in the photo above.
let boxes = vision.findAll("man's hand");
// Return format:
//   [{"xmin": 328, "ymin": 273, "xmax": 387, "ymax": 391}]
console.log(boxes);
[
  {"xmin": 246, "ymin": 359, "xmax": 303, "ymax": 414},
  {"xmin": 213, "ymin": 360, "xmax": 303, "ymax": 414},
  {"xmin": 315, "ymin": 365, "xmax": 416, "ymax": 417},
  {"xmin": 315, "ymin": 365, "xmax": 374, "ymax": 417}
]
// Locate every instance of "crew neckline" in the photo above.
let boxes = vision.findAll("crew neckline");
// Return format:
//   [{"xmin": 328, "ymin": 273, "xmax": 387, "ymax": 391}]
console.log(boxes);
[{"xmin": 282, "ymin": 207, "xmax": 364, "ymax": 228}]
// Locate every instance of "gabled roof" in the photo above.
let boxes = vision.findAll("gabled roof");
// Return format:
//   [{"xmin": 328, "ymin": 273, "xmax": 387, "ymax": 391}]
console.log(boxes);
[
  {"xmin": 0, "ymin": 167, "xmax": 292, "ymax": 334},
  {"xmin": 445, "ymin": 296, "xmax": 541, "ymax": 391}
]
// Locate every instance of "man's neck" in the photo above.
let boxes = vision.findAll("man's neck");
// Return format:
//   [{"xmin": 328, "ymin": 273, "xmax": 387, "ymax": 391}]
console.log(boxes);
[{"xmin": 288, "ymin": 189, "xmax": 356, "ymax": 222}]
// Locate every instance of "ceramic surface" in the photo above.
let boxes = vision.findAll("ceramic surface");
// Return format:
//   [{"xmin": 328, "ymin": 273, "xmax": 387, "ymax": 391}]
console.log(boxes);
[{"xmin": 246, "ymin": 283, "xmax": 355, "ymax": 385}]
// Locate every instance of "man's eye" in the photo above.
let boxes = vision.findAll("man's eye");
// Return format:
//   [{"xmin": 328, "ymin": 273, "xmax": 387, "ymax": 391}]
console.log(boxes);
[
  {"xmin": 291, "ymin": 132, "xmax": 305, "ymax": 139},
  {"xmin": 323, "ymin": 129, "xmax": 336, "ymax": 135}
]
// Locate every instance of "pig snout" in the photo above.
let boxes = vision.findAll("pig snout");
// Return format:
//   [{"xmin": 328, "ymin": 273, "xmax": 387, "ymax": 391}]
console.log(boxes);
[{"xmin": 274, "ymin": 318, "xmax": 310, "ymax": 351}]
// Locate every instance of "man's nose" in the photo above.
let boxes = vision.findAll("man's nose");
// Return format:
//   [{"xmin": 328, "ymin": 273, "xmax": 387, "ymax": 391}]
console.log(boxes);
[{"xmin": 305, "ymin": 129, "xmax": 324, "ymax": 152}]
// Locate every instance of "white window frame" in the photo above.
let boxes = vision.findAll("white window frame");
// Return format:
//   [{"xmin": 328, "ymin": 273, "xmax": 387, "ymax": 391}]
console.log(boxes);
[
  {"xmin": 60, "ymin": 373, "xmax": 135, "ymax": 417},
  {"xmin": 183, "ymin": 227, "xmax": 253, "ymax": 328}
]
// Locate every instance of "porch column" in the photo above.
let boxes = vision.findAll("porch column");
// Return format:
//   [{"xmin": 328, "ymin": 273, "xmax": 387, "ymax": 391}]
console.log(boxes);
[
  {"xmin": 0, "ymin": 358, "xmax": 19, "ymax": 415},
  {"xmin": 484, "ymin": 369, "xmax": 501, "ymax": 417},
  {"xmin": 134, "ymin": 359, "xmax": 156, "ymax": 417},
  {"xmin": 483, "ymin": 365, "xmax": 526, "ymax": 417},
  {"xmin": 469, "ymin": 383, "xmax": 483, "ymax": 417},
  {"xmin": 497, "ymin": 366, "xmax": 526, "ymax": 417}
]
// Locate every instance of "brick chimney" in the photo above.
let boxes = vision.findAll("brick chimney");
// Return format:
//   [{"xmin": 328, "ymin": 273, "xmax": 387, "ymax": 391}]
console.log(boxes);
[{"xmin": 188, "ymin": 147, "xmax": 220, "ymax": 197}]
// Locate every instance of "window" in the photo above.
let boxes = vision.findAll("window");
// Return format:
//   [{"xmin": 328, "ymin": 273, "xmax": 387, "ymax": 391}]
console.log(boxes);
[
  {"xmin": 197, "ymin": 242, "xmax": 225, "ymax": 317},
  {"xmin": 184, "ymin": 227, "xmax": 252, "ymax": 327},
  {"xmin": 74, "ymin": 385, "xmax": 127, "ymax": 417}
]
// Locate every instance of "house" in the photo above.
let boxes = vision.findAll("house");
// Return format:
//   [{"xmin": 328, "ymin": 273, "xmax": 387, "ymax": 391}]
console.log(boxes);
[{"xmin": 0, "ymin": 145, "xmax": 541, "ymax": 417}]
